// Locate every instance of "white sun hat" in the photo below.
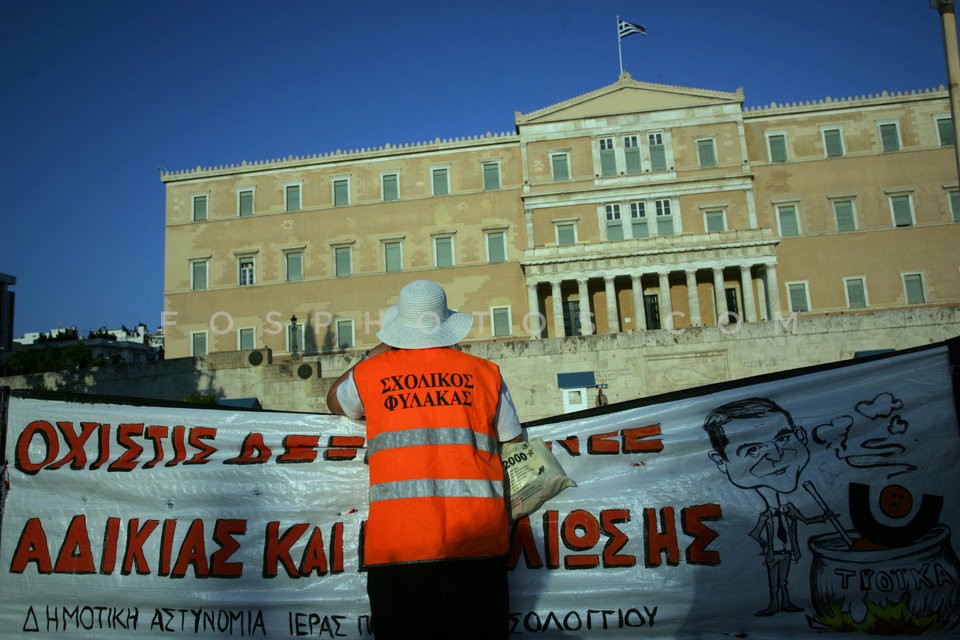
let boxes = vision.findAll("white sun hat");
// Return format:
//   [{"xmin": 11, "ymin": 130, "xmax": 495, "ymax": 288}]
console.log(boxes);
[{"xmin": 376, "ymin": 280, "xmax": 474, "ymax": 349}]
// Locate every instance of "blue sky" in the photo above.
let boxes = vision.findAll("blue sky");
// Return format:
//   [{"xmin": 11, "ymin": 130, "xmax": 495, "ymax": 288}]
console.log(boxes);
[{"xmin": 1, "ymin": 0, "xmax": 955, "ymax": 338}]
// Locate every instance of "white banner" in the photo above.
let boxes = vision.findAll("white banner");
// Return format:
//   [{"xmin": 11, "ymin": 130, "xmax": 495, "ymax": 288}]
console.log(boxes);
[{"xmin": 2, "ymin": 340, "xmax": 959, "ymax": 638}]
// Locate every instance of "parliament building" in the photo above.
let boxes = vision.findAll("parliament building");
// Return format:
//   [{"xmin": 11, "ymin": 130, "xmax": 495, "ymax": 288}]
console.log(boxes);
[{"xmin": 162, "ymin": 73, "xmax": 960, "ymax": 417}]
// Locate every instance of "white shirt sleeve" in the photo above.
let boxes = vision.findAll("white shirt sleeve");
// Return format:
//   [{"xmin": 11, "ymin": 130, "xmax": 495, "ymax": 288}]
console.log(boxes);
[
  {"xmin": 494, "ymin": 381, "xmax": 523, "ymax": 442},
  {"xmin": 335, "ymin": 371, "xmax": 365, "ymax": 420}
]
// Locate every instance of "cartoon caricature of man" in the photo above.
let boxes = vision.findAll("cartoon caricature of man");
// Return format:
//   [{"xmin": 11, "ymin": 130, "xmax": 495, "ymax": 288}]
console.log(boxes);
[{"xmin": 703, "ymin": 397, "xmax": 833, "ymax": 616}]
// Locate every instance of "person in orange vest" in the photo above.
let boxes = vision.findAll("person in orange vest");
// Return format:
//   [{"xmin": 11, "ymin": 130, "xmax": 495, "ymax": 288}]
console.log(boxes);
[{"xmin": 327, "ymin": 279, "xmax": 523, "ymax": 640}]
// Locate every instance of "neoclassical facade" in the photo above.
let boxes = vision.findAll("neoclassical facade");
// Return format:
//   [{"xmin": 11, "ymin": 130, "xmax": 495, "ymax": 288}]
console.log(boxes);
[{"xmin": 163, "ymin": 74, "xmax": 960, "ymax": 368}]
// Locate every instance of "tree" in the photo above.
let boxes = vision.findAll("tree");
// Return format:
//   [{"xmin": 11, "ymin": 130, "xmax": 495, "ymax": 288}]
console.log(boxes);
[{"xmin": 7, "ymin": 343, "xmax": 92, "ymax": 375}]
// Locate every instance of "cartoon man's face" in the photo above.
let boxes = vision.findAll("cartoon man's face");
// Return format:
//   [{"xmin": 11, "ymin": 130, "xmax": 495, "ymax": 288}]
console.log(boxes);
[{"xmin": 709, "ymin": 412, "xmax": 810, "ymax": 494}]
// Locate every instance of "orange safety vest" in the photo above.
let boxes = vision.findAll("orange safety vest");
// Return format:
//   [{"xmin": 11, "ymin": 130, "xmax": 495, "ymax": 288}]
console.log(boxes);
[{"xmin": 353, "ymin": 347, "xmax": 510, "ymax": 567}]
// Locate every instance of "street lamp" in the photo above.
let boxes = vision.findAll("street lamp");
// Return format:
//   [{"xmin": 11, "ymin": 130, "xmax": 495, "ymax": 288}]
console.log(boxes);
[{"xmin": 290, "ymin": 315, "xmax": 299, "ymax": 359}]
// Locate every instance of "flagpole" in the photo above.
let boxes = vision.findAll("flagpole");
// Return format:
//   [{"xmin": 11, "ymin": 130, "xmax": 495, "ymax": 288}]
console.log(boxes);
[{"xmin": 617, "ymin": 15, "xmax": 624, "ymax": 76}]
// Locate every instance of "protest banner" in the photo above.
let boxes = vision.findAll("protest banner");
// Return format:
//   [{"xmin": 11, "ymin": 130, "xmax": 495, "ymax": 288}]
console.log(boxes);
[{"xmin": 1, "ymin": 338, "xmax": 958, "ymax": 638}]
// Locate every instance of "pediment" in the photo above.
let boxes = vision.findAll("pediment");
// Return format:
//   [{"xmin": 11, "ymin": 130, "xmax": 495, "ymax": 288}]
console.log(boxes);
[{"xmin": 515, "ymin": 73, "xmax": 744, "ymax": 125}]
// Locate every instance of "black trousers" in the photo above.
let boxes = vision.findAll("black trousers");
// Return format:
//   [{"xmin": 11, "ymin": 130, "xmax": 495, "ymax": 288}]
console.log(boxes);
[{"xmin": 366, "ymin": 556, "xmax": 509, "ymax": 640}]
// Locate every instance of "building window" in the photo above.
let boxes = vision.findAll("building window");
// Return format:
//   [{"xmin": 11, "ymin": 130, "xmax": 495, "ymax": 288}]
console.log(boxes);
[
  {"xmin": 190, "ymin": 259, "xmax": 208, "ymax": 291},
  {"xmin": 822, "ymin": 128, "xmax": 845, "ymax": 158},
  {"xmin": 648, "ymin": 132, "xmax": 667, "ymax": 171},
  {"xmin": 631, "ymin": 202, "xmax": 648, "ymax": 237},
  {"xmin": 238, "ymin": 256, "xmax": 255, "ymax": 287},
  {"xmin": 336, "ymin": 319, "xmax": 354, "ymax": 350},
  {"xmin": 434, "ymin": 235, "xmax": 454, "ymax": 268},
  {"xmin": 599, "ymin": 137, "xmax": 617, "ymax": 177},
  {"xmin": 334, "ymin": 245, "xmax": 353, "ymax": 277},
  {"xmin": 482, "ymin": 162, "xmax": 501, "ymax": 191},
  {"xmin": 777, "ymin": 204, "xmax": 800, "ymax": 237},
  {"xmin": 238, "ymin": 189, "xmax": 254, "ymax": 217},
  {"xmin": 192, "ymin": 194, "xmax": 208, "ymax": 222},
  {"xmin": 936, "ymin": 115, "xmax": 956, "ymax": 147},
  {"xmin": 832, "ymin": 199, "xmax": 857, "ymax": 232},
  {"xmin": 644, "ymin": 293, "xmax": 661, "ymax": 330},
  {"xmin": 285, "ymin": 184, "xmax": 302, "ymax": 212},
  {"xmin": 787, "ymin": 282, "xmax": 810, "ymax": 313},
  {"xmin": 285, "ymin": 251, "xmax": 304, "ymax": 282},
  {"xmin": 655, "ymin": 199, "xmax": 675, "ymax": 236},
  {"xmin": 555, "ymin": 222, "xmax": 577, "ymax": 246},
  {"xmin": 191, "ymin": 331, "xmax": 207, "ymax": 357},
  {"xmin": 491, "ymin": 307, "xmax": 511, "ymax": 337},
  {"xmin": 766, "ymin": 133, "xmax": 787, "ymax": 163},
  {"xmin": 562, "ymin": 299, "xmax": 582, "ymax": 337},
  {"xmin": 697, "ymin": 138, "xmax": 717, "ymax": 168},
  {"xmin": 550, "ymin": 153, "xmax": 570, "ymax": 181},
  {"xmin": 704, "ymin": 209, "xmax": 725, "ymax": 232},
  {"xmin": 382, "ymin": 173, "xmax": 400, "ymax": 201},
  {"xmin": 384, "ymin": 240, "xmax": 403, "ymax": 273},
  {"xmin": 950, "ymin": 190, "xmax": 960, "ymax": 222},
  {"xmin": 879, "ymin": 121, "xmax": 901, "ymax": 152},
  {"xmin": 903, "ymin": 273, "xmax": 926, "ymax": 304},
  {"xmin": 238, "ymin": 327, "xmax": 256, "ymax": 350},
  {"xmin": 486, "ymin": 230, "xmax": 507, "ymax": 264},
  {"xmin": 844, "ymin": 277, "xmax": 868, "ymax": 310},
  {"xmin": 889, "ymin": 194, "xmax": 915, "ymax": 227},
  {"xmin": 431, "ymin": 167, "xmax": 450, "ymax": 196},
  {"xmin": 624, "ymin": 135, "xmax": 641, "ymax": 174},
  {"xmin": 333, "ymin": 178, "xmax": 350, "ymax": 207},
  {"xmin": 605, "ymin": 204, "xmax": 623, "ymax": 240}
]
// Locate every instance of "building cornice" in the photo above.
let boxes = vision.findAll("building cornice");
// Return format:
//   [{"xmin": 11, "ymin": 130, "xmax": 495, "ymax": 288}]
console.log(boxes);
[
  {"xmin": 521, "ymin": 229, "xmax": 778, "ymax": 274},
  {"xmin": 743, "ymin": 87, "xmax": 948, "ymax": 119},
  {"xmin": 160, "ymin": 131, "xmax": 519, "ymax": 184}
]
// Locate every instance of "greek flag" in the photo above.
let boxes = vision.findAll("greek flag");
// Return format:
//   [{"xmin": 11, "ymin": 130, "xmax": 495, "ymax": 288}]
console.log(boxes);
[{"xmin": 618, "ymin": 19, "xmax": 646, "ymax": 39}]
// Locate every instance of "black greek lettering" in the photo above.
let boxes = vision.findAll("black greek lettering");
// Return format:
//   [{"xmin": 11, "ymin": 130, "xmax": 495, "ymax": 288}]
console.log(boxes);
[
  {"xmin": 645, "ymin": 606, "xmax": 658, "ymax": 626},
  {"xmin": 523, "ymin": 611, "xmax": 542, "ymax": 632},
  {"xmin": 563, "ymin": 611, "xmax": 583, "ymax": 630},
  {"xmin": 623, "ymin": 607, "xmax": 646, "ymax": 627},
  {"xmin": 543, "ymin": 610, "xmax": 563, "ymax": 631},
  {"xmin": 380, "ymin": 377, "xmax": 393, "ymax": 393}
]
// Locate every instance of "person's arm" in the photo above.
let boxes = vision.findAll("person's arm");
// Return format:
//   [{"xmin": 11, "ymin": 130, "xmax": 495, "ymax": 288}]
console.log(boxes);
[
  {"xmin": 326, "ymin": 342, "xmax": 393, "ymax": 416},
  {"xmin": 494, "ymin": 381, "xmax": 525, "ymax": 444}
]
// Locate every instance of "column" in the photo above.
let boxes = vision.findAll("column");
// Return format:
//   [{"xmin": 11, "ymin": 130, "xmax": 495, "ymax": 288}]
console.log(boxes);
[
  {"xmin": 631, "ymin": 274, "xmax": 645, "ymax": 331},
  {"xmin": 764, "ymin": 264, "xmax": 781, "ymax": 320},
  {"xmin": 658, "ymin": 271, "xmax": 674, "ymax": 332},
  {"xmin": 604, "ymin": 276, "xmax": 619, "ymax": 333},
  {"xmin": 551, "ymin": 281, "xmax": 565, "ymax": 337},
  {"xmin": 685, "ymin": 269, "xmax": 701, "ymax": 326},
  {"xmin": 577, "ymin": 278, "xmax": 593, "ymax": 335},
  {"xmin": 713, "ymin": 267, "xmax": 728, "ymax": 325},
  {"xmin": 526, "ymin": 282, "xmax": 542, "ymax": 339},
  {"xmin": 739, "ymin": 265, "xmax": 757, "ymax": 323}
]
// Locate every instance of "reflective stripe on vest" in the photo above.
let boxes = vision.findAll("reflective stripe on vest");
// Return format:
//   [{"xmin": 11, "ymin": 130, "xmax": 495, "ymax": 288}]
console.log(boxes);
[
  {"xmin": 368, "ymin": 426, "xmax": 499, "ymax": 457},
  {"xmin": 370, "ymin": 478, "xmax": 504, "ymax": 503}
]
